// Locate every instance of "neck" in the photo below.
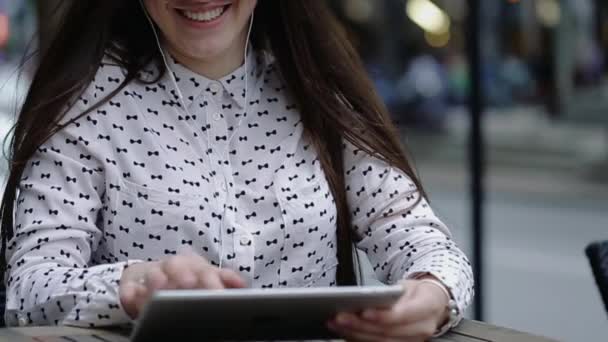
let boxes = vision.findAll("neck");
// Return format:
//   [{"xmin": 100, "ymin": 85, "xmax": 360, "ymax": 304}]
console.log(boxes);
[{"xmin": 168, "ymin": 31, "xmax": 249, "ymax": 80}]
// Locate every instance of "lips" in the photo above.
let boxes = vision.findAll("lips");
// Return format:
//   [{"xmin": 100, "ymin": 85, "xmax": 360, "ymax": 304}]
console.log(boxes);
[
  {"xmin": 170, "ymin": 1, "xmax": 232, "ymax": 23},
  {"xmin": 169, "ymin": 0, "xmax": 233, "ymax": 11},
  {"xmin": 178, "ymin": 6, "xmax": 229, "ymax": 22}
]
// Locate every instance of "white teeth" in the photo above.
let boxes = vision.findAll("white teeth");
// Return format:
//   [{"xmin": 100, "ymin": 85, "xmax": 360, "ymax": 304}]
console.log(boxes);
[{"xmin": 182, "ymin": 7, "xmax": 225, "ymax": 22}]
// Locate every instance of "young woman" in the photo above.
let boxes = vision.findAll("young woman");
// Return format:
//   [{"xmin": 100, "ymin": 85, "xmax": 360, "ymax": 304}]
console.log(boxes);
[{"xmin": 1, "ymin": 1, "xmax": 473, "ymax": 340}]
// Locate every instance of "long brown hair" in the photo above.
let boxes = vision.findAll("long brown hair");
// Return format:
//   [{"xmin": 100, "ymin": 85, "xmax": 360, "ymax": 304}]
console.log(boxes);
[{"xmin": 1, "ymin": 1, "xmax": 425, "ymax": 285}]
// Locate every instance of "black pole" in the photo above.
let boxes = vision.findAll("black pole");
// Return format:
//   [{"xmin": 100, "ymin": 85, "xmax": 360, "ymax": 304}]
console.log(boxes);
[
  {"xmin": 597, "ymin": 0, "xmax": 607, "ymax": 70},
  {"xmin": 466, "ymin": 0, "xmax": 485, "ymax": 321},
  {"xmin": 596, "ymin": 0, "xmax": 604, "ymax": 41}
]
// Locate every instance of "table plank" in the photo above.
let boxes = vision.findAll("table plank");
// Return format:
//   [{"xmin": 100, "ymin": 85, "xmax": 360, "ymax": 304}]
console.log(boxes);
[
  {"xmin": 0, "ymin": 320, "xmax": 559, "ymax": 342},
  {"xmin": 435, "ymin": 333, "xmax": 487, "ymax": 342},
  {"xmin": 0, "ymin": 328, "xmax": 32, "ymax": 342},
  {"xmin": 5, "ymin": 326, "xmax": 131, "ymax": 342},
  {"xmin": 10, "ymin": 326, "xmax": 90, "ymax": 337},
  {"xmin": 450, "ymin": 321, "xmax": 558, "ymax": 342}
]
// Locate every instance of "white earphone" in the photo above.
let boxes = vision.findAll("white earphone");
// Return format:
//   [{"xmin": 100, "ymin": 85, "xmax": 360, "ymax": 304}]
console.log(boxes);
[{"xmin": 140, "ymin": 0, "xmax": 255, "ymax": 269}]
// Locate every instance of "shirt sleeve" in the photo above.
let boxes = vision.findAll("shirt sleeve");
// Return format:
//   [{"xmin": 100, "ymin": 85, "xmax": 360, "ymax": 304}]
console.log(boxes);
[
  {"xmin": 343, "ymin": 140, "xmax": 474, "ymax": 316},
  {"xmin": 4, "ymin": 96, "xmax": 136, "ymax": 328}
]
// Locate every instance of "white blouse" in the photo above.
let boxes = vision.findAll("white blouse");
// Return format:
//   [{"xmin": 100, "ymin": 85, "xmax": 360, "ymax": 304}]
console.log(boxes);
[{"xmin": 4, "ymin": 49, "xmax": 474, "ymax": 328}]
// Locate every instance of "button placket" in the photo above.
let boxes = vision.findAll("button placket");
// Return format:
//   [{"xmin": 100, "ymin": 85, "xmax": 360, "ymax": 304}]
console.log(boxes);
[
  {"xmin": 233, "ymin": 227, "xmax": 255, "ymax": 283},
  {"xmin": 214, "ymin": 156, "xmax": 235, "ymax": 268},
  {"xmin": 201, "ymin": 77, "xmax": 253, "ymax": 279}
]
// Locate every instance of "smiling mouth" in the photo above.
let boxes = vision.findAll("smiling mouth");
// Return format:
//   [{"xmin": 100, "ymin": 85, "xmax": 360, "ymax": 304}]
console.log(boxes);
[{"xmin": 176, "ymin": 4, "xmax": 231, "ymax": 23}]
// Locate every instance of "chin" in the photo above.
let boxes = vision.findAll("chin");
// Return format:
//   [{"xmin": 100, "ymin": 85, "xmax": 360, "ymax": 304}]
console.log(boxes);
[{"xmin": 183, "ymin": 40, "xmax": 231, "ymax": 61}]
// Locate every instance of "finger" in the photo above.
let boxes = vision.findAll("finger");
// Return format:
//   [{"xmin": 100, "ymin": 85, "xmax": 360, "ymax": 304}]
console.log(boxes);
[
  {"xmin": 219, "ymin": 269, "xmax": 246, "ymax": 288},
  {"xmin": 375, "ymin": 321, "xmax": 438, "ymax": 342},
  {"xmin": 333, "ymin": 313, "xmax": 428, "ymax": 340},
  {"xmin": 195, "ymin": 267, "xmax": 226, "ymax": 290},
  {"xmin": 356, "ymin": 308, "xmax": 440, "ymax": 341},
  {"xmin": 121, "ymin": 282, "xmax": 150, "ymax": 319},
  {"xmin": 162, "ymin": 257, "xmax": 199, "ymax": 289},
  {"xmin": 361, "ymin": 299, "xmax": 429, "ymax": 327},
  {"xmin": 134, "ymin": 284, "xmax": 154, "ymax": 316},
  {"xmin": 332, "ymin": 313, "xmax": 388, "ymax": 337},
  {"xmin": 170, "ymin": 267, "xmax": 199, "ymax": 289},
  {"xmin": 119, "ymin": 280, "xmax": 137, "ymax": 303},
  {"xmin": 119, "ymin": 281, "xmax": 139, "ymax": 318},
  {"xmin": 360, "ymin": 308, "xmax": 404, "ymax": 326},
  {"xmin": 145, "ymin": 264, "xmax": 171, "ymax": 291}
]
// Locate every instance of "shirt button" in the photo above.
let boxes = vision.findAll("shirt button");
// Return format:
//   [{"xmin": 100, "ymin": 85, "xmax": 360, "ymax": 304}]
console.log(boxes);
[
  {"xmin": 213, "ymin": 113, "xmax": 222, "ymax": 121},
  {"xmin": 209, "ymin": 82, "xmax": 222, "ymax": 93},
  {"xmin": 18, "ymin": 316, "xmax": 27, "ymax": 327},
  {"xmin": 239, "ymin": 236, "xmax": 251, "ymax": 246}
]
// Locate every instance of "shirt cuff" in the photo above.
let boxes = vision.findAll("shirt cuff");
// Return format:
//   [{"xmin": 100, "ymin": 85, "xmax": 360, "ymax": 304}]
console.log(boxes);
[
  {"xmin": 67, "ymin": 259, "xmax": 145, "ymax": 327},
  {"xmin": 115, "ymin": 260, "xmax": 146, "ymax": 322},
  {"xmin": 406, "ymin": 271, "xmax": 464, "ymax": 336}
]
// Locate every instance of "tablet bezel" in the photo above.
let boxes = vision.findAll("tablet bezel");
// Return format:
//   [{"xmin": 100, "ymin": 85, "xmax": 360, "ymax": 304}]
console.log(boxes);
[{"xmin": 131, "ymin": 285, "xmax": 405, "ymax": 341}]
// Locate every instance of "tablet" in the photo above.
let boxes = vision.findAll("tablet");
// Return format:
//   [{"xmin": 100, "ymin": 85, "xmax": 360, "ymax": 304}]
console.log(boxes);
[{"xmin": 131, "ymin": 285, "xmax": 405, "ymax": 341}]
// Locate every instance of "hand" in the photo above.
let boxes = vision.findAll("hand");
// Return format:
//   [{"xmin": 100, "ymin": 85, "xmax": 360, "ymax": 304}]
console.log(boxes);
[
  {"xmin": 119, "ymin": 253, "xmax": 246, "ymax": 319},
  {"xmin": 328, "ymin": 279, "xmax": 450, "ymax": 342}
]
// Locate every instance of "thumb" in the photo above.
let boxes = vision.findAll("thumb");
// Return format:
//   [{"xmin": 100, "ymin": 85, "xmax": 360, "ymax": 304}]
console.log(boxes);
[
  {"xmin": 120, "ymin": 281, "xmax": 145, "ymax": 319},
  {"xmin": 219, "ymin": 269, "xmax": 247, "ymax": 288}
]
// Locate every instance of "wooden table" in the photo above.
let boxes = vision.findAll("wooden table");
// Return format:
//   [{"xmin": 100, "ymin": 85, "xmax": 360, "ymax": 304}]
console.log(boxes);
[{"xmin": 0, "ymin": 320, "xmax": 558, "ymax": 342}]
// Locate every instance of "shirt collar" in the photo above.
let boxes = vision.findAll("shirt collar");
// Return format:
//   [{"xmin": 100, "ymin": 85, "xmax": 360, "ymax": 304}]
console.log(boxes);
[{"xmin": 163, "ymin": 45, "xmax": 263, "ymax": 109}]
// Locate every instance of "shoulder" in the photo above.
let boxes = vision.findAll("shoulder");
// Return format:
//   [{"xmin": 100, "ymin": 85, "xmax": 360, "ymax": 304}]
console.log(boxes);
[
  {"xmin": 64, "ymin": 58, "xmax": 125, "ymax": 113},
  {"xmin": 79, "ymin": 53, "xmax": 161, "ymax": 108},
  {"xmin": 65, "ymin": 53, "xmax": 161, "ymax": 120},
  {"xmin": 256, "ymin": 50, "xmax": 283, "ymax": 89},
  {"xmin": 57, "ymin": 56, "xmax": 143, "ymax": 136}
]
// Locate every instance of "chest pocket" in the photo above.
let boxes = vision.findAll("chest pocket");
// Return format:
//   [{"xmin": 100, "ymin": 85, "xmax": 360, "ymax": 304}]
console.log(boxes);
[
  {"xmin": 104, "ymin": 178, "xmax": 207, "ymax": 261},
  {"xmin": 274, "ymin": 158, "xmax": 339, "ymax": 287}
]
